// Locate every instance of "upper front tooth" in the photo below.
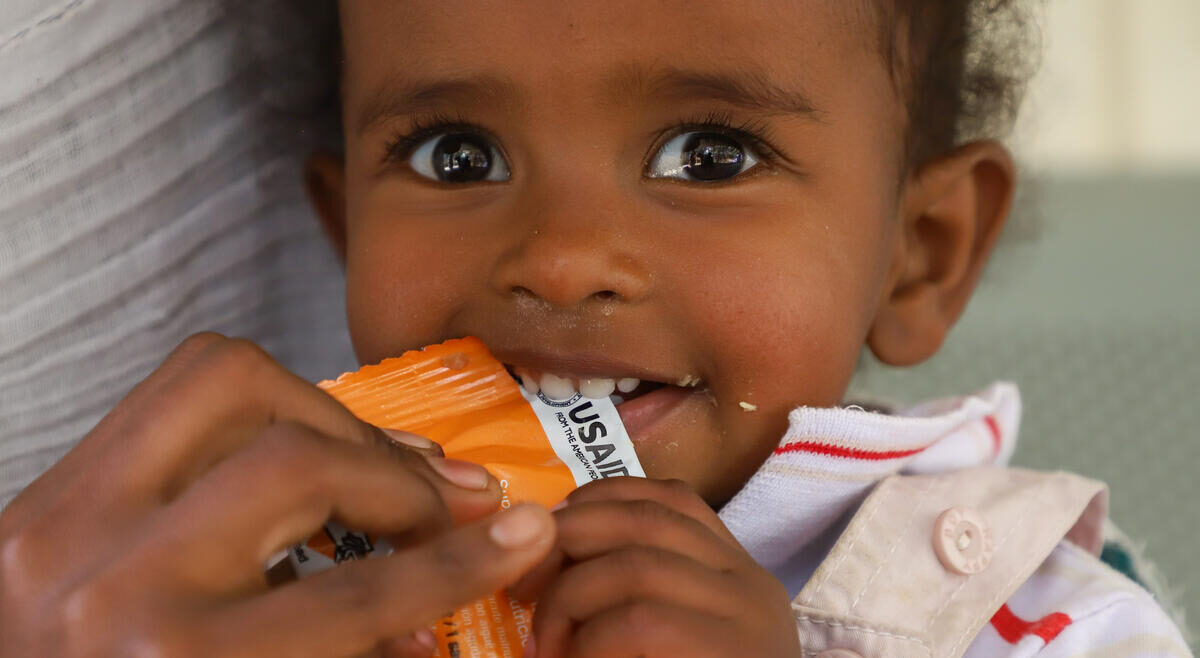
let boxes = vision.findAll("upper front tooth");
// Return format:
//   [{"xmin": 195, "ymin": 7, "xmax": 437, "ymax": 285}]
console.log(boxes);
[
  {"xmin": 539, "ymin": 373, "xmax": 577, "ymax": 400},
  {"xmin": 616, "ymin": 377, "xmax": 640, "ymax": 393},
  {"xmin": 579, "ymin": 378, "xmax": 616, "ymax": 399},
  {"xmin": 514, "ymin": 367, "xmax": 539, "ymax": 395}
]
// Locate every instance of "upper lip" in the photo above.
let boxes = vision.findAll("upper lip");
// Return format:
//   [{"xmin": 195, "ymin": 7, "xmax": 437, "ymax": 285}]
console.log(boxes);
[{"xmin": 490, "ymin": 347, "xmax": 682, "ymax": 384}]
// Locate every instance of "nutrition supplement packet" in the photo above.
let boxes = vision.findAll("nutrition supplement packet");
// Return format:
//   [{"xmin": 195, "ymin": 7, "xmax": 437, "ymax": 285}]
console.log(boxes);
[{"xmin": 287, "ymin": 337, "xmax": 645, "ymax": 658}]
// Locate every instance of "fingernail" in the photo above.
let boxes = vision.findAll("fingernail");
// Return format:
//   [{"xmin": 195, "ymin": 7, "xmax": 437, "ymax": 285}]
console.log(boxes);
[
  {"xmin": 523, "ymin": 634, "xmax": 537, "ymax": 658},
  {"xmin": 490, "ymin": 504, "xmax": 549, "ymax": 548},
  {"xmin": 414, "ymin": 628, "xmax": 436, "ymax": 651},
  {"xmin": 427, "ymin": 457, "xmax": 491, "ymax": 490},
  {"xmin": 381, "ymin": 428, "xmax": 440, "ymax": 453},
  {"xmin": 550, "ymin": 500, "xmax": 568, "ymax": 512}
]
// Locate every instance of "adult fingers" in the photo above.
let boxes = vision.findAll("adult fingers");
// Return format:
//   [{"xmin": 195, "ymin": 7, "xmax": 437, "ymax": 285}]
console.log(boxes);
[
  {"xmin": 0, "ymin": 333, "xmax": 227, "ymax": 533},
  {"xmin": 380, "ymin": 429, "xmax": 444, "ymax": 459},
  {"xmin": 32, "ymin": 334, "xmax": 392, "ymax": 508},
  {"xmin": 0, "ymin": 427, "xmax": 499, "ymax": 614},
  {"xmin": 199, "ymin": 504, "xmax": 556, "ymax": 658},
  {"xmin": 532, "ymin": 546, "xmax": 743, "ymax": 657},
  {"xmin": 0, "ymin": 335, "xmax": 263, "ymax": 606},
  {"xmin": 134, "ymin": 423, "xmax": 498, "ymax": 594},
  {"xmin": 122, "ymin": 335, "xmax": 394, "ymax": 501}
]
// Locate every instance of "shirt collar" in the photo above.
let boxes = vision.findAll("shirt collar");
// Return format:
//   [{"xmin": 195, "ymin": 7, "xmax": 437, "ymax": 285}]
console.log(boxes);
[{"xmin": 718, "ymin": 382, "xmax": 1021, "ymax": 589}]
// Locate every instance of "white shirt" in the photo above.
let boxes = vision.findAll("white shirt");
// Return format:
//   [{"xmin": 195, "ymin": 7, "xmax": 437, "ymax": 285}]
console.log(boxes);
[{"xmin": 720, "ymin": 383, "xmax": 1191, "ymax": 656}]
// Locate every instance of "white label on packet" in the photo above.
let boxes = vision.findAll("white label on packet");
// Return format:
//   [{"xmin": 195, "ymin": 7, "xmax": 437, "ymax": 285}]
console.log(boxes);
[
  {"xmin": 518, "ymin": 388, "xmax": 645, "ymax": 485},
  {"xmin": 286, "ymin": 389, "xmax": 643, "ymax": 578},
  {"xmin": 289, "ymin": 521, "xmax": 395, "ymax": 578}
]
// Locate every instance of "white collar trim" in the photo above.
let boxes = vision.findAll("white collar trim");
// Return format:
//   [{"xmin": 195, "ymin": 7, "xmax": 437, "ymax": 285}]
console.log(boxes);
[{"xmin": 719, "ymin": 382, "xmax": 1022, "ymax": 577}]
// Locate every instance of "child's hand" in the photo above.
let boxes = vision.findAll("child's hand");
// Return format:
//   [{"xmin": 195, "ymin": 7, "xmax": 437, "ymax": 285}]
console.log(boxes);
[
  {"xmin": 516, "ymin": 478, "xmax": 802, "ymax": 658},
  {"xmin": 0, "ymin": 334, "xmax": 556, "ymax": 657}
]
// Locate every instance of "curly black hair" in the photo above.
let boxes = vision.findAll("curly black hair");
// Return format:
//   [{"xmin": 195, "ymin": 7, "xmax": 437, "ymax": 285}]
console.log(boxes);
[{"xmin": 876, "ymin": 0, "xmax": 1041, "ymax": 170}]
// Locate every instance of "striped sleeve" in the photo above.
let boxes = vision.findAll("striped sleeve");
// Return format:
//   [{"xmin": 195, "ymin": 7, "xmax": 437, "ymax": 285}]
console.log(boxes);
[{"xmin": 964, "ymin": 542, "xmax": 1191, "ymax": 657}]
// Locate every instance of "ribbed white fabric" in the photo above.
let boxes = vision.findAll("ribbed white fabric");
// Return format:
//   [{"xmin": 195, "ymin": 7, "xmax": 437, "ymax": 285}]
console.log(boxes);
[
  {"xmin": 0, "ymin": 0, "xmax": 354, "ymax": 505},
  {"xmin": 720, "ymin": 382, "xmax": 1019, "ymax": 585},
  {"xmin": 719, "ymin": 383, "xmax": 1190, "ymax": 655}
]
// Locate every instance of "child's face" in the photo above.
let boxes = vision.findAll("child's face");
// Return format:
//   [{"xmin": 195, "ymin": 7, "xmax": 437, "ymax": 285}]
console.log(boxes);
[{"xmin": 317, "ymin": 1, "xmax": 978, "ymax": 506}]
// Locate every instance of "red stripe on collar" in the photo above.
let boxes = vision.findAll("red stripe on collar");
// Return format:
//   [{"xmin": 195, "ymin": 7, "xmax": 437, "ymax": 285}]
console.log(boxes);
[
  {"xmin": 990, "ymin": 603, "xmax": 1073, "ymax": 644},
  {"xmin": 773, "ymin": 441, "xmax": 928, "ymax": 461}
]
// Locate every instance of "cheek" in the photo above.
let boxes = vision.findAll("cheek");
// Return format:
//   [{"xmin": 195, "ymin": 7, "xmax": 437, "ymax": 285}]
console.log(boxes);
[
  {"xmin": 701, "ymin": 265, "xmax": 865, "ymax": 407},
  {"xmin": 343, "ymin": 204, "xmax": 483, "ymax": 364},
  {"xmin": 677, "ymin": 201, "xmax": 894, "ymax": 411}
]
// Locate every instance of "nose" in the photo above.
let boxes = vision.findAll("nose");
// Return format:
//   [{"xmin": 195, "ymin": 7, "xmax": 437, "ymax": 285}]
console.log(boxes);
[{"xmin": 488, "ymin": 193, "xmax": 651, "ymax": 310}]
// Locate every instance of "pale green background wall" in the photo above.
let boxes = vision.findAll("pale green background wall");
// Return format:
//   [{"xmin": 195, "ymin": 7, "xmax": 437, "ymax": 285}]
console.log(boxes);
[{"xmin": 851, "ymin": 174, "xmax": 1199, "ymax": 641}]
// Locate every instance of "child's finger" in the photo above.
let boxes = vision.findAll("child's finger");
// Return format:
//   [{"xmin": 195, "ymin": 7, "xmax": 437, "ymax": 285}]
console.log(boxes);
[
  {"xmin": 562, "ymin": 600, "xmax": 737, "ymax": 658},
  {"xmin": 200, "ymin": 504, "xmax": 556, "ymax": 658},
  {"xmin": 505, "ymin": 545, "xmax": 564, "ymax": 603},
  {"xmin": 134, "ymin": 423, "xmax": 498, "ymax": 594},
  {"xmin": 508, "ymin": 495, "xmax": 742, "ymax": 601},
  {"xmin": 551, "ymin": 499, "xmax": 741, "ymax": 569},
  {"xmin": 379, "ymin": 629, "xmax": 438, "ymax": 658},
  {"xmin": 531, "ymin": 546, "xmax": 744, "ymax": 656},
  {"xmin": 563, "ymin": 477, "xmax": 741, "ymax": 545}
]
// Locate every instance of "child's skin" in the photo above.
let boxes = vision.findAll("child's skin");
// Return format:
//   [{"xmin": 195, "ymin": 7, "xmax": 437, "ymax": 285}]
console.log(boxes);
[{"xmin": 0, "ymin": 1, "xmax": 1016, "ymax": 656}]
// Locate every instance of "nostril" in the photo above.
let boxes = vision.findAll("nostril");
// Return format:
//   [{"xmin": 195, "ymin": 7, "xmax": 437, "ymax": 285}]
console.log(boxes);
[
  {"xmin": 510, "ymin": 285, "xmax": 555, "ymax": 311},
  {"xmin": 507, "ymin": 285, "xmax": 622, "ymax": 308}
]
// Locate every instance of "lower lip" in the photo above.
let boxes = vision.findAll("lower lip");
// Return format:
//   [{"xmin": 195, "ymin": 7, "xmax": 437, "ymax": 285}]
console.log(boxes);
[{"xmin": 616, "ymin": 386, "xmax": 698, "ymax": 440}]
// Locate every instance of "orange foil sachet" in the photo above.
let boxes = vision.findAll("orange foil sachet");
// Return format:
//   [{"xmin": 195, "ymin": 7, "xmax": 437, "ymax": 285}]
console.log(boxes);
[{"xmin": 288, "ymin": 337, "xmax": 645, "ymax": 658}]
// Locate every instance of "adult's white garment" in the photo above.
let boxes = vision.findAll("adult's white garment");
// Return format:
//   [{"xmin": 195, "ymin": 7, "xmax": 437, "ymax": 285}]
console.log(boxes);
[{"xmin": 0, "ymin": 0, "xmax": 355, "ymax": 505}]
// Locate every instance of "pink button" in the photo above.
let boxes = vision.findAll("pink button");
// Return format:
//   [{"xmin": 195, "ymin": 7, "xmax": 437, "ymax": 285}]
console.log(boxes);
[
  {"xmin": 815, "ymin": 651, "xmax": 863, "ymax": 658},
  {"xmin": 932, "ymin": 507, "xmax": 994, "ymax": 575}
]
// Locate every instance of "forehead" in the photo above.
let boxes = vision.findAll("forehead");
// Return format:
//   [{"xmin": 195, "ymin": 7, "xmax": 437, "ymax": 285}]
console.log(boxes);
[{"xmin": 337, "ymin": 1, "xmax": 886, "ymax": 118}]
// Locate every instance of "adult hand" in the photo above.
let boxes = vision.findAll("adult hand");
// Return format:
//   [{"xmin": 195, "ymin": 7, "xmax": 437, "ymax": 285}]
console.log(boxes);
[
  {"xmin": 513, "ymin": 477, "xmax": 801, "ymax": 658},
  {"xmin": 0, "ymin": 334, "xmax": 556, "ymax": 657}
]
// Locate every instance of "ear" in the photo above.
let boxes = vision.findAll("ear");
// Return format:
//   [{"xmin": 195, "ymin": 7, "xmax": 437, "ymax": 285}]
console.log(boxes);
[
  {"xmin": 304, "ymin": 152, "xmax": 349, "ymax": 262},
  {"xmin": 868, "ymin": 140, "xmax": 1016, "ymax": 366}
]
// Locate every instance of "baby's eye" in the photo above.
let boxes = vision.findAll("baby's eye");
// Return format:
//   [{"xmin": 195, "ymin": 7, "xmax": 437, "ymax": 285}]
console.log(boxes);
[
  {"xmin": 646, "ymin": 132, "xmax": 761, "ymax": 182},
  {"xmin": 409, "ymin": 133, "xmax": 511, "ymax": 183}
]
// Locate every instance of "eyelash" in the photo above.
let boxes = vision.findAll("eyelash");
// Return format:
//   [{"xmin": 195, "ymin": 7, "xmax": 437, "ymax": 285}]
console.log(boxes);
[
  {"xmin": 651, "ymin": 110, "xmax": 785, "ymax": 169},
  {"xmin": 381, "ymin": 111, "xmax": 488, "ymax": 166},
  {"xmin": 381, "ymin": 109, "xmax": 787, "ymax": 173}
]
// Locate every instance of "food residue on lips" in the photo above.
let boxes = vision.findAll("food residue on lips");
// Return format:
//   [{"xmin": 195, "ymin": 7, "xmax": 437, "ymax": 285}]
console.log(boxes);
[
  {"xmin": 676, "ymin": 374, "xmax": 702, "ymax": 387},
  {"xmin": 739, "ymin": 401, "xmax": 758, "ymax": 412}
]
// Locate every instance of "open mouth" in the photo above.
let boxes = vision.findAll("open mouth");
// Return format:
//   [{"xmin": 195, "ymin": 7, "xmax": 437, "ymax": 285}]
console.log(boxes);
[
  {"xmin": 503, "ymin": 365, "xmax": 700, "ymax": 405},
  {"xmin": 502, "ymin": 364, "xmax": 707, "ymax": 438}
]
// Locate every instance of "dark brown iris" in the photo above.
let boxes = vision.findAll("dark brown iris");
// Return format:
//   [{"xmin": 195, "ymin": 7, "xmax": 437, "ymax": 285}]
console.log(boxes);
[
  {"xmin": 432, "ymin": 134, "xmax": 492, "ymax": 182},
  {"xmin": 680, "ymin": 133, "xmax": 744, "ymax": 181}
]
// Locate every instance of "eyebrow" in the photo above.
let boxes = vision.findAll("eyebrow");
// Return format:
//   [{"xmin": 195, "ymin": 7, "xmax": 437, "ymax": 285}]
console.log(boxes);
[
  {"xmin": 354, "ymin": 64, "xmax": 823, "ymax": 136},
  {"xmin": 354, "ymin": 73, "xmax": 523, "ymax": 136},
  {"xmin": 609, "ymin": 64, "xmax": 824, "ymax": 120}
]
